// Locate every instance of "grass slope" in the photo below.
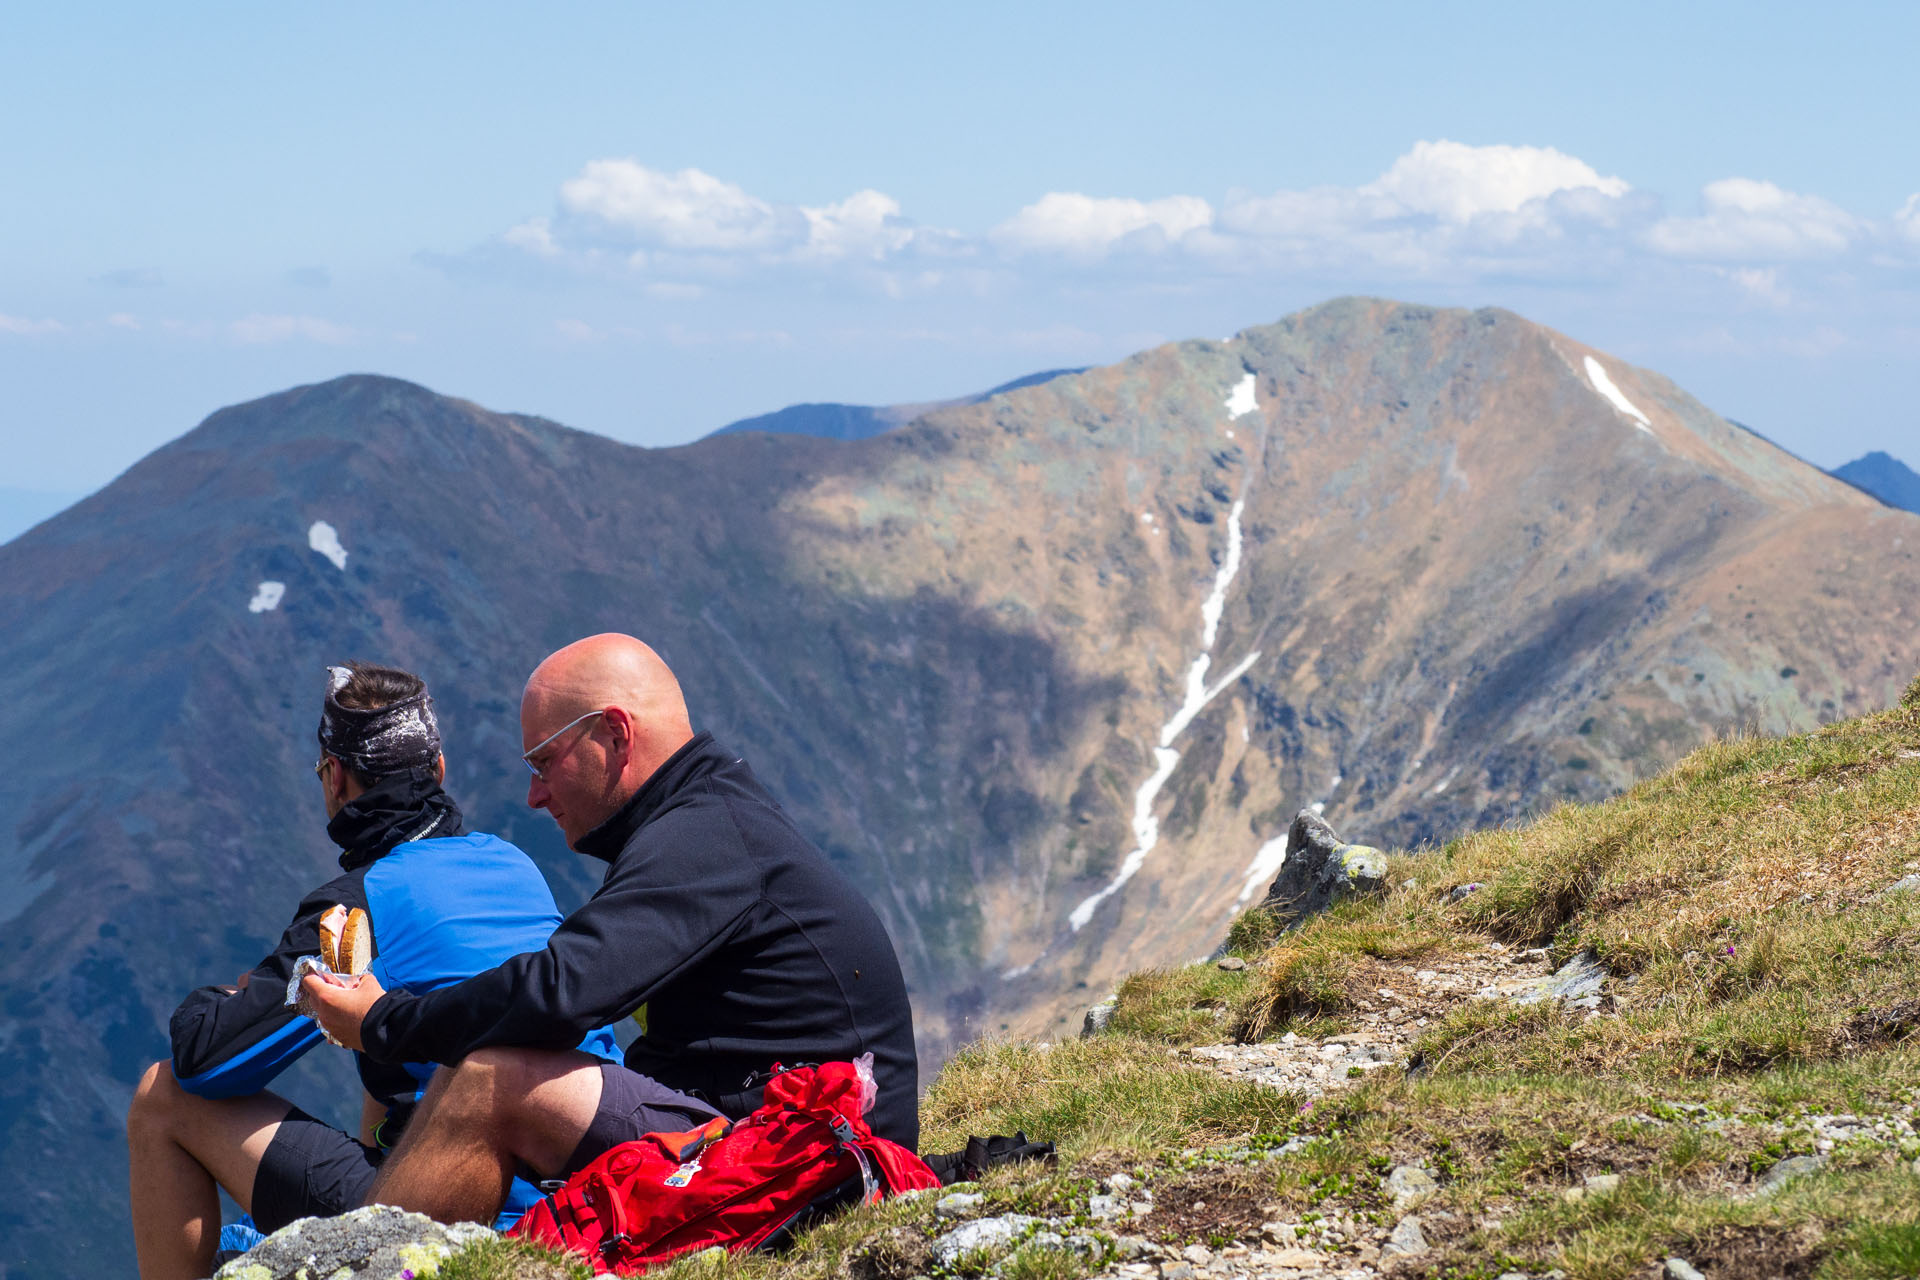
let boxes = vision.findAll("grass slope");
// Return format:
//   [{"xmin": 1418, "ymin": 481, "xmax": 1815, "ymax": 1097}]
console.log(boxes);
[{"xmin": 449, "ymin": 676, "xmax": 1920, "ymax": 1280}]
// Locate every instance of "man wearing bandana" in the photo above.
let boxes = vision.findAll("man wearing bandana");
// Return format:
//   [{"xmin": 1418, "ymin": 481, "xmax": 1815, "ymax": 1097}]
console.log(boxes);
[{"xmin": 126, "ymin": 662, "xmax": 634, "ymax": 1280}]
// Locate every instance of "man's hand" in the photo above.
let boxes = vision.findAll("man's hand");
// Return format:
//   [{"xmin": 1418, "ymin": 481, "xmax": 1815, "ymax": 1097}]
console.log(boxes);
[{"xmin": 300, "ymin": 970, "xmax": 386, "ymax": 1052}]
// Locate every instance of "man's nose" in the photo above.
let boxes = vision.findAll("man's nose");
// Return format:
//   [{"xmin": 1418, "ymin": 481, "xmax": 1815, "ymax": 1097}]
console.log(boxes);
[{"xmin": 527, "ymin": 772, "xmax": 549, "ymax": 809}]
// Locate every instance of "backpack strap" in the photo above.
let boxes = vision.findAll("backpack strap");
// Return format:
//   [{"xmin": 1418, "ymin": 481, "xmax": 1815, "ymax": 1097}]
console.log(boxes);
[{"xmin": 825, "ymin": 1115, "xmax": 882, "ymax": 1204}]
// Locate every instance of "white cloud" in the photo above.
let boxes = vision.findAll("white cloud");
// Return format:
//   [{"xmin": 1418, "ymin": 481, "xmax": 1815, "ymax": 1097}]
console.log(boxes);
[
  {"xmin": 554, "ymin": 318, "xmax": 600, "ymax": 342},
  {"xmin": 457, "ymin": 142, "xmax": 1910, "ymax": 325},
  {"xmin": 560, "ymin": 162, "xmax": 800, "ymax": 252},
  {"xmin": 1645, "ymin": 178, "xmax": 1859, "ymax": 259},
  {"xmin": 991, "ymin": 192, "xmax": 1213, "ymax": 255},
  {"xmin": 502, "ymin": 217, "xmax": 560, "ymax": 257},
  {"xmin": 0, "ymin": 313, "xmax": 65, "ymax": 335},
  {"xmin": 801, "ymin": 189, "xmax": 917, "ymax": 260},
  {"xmin": 230, "ymin": 314, "xmax": 356, "ymax": 344},
  {"xmin": 107, "ymin": 312, "xmax": 141, "ymax": 330},
  {"xmin": 500, "ymin": 160, "xmax": 940, "ymax": 275},
  {"xmin": 1714, "ymin": 265, "xmax": 1791, "ymax": 306},
  {"xmin": 1360, "ymin": 139, "xmax": 1630, "ymax": 222},
  {"xmin": 1897, "ymin": 193, "xmax": 1920, "ymax": 242}
]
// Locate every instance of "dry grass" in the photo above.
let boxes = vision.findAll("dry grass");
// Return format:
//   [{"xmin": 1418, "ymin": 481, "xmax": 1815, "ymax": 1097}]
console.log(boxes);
[{"xmin": 919, "ymin": 1035, "xmax": 1302, "ymax": 1158}]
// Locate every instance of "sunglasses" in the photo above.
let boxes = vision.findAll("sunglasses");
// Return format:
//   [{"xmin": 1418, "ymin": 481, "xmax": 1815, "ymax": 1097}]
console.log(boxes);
[{"xmin": 522, "ymin": 709, "xmax": 607, "ymax": 779}]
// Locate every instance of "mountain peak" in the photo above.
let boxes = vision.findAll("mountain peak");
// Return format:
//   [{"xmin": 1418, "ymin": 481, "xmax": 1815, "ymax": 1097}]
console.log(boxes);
[{"xmin": 1832, "ymin": 449, "xmax": 1920, "ymax": 513}]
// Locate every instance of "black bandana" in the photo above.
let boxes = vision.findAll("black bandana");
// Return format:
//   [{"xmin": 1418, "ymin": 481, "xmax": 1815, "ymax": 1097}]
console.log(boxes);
[{"xmin": 317, "ymin": 665, "xmax": 443, "ymax": 777}]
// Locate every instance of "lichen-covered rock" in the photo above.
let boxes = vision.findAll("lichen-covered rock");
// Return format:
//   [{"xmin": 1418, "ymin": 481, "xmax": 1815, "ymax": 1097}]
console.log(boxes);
[
  {"xmin": 1254, "ymin": 811, "xmax": 1388, "ymax": 927},
  {"xmin": 930, "ymin": 1213, "xmax": 1044, "ymax": 1266},
  {"xmin": 211, "ymin": 1205, "xmax": 495, "ymax": 1280},
  {"xmin": 1386, "ymin": 1163, "xmax": 1438, "ymax": 1209},
  {"xmin": 1382, "ymin": 1214, "xmax": 1428, "ymax": 1257},
  {"xmin": 1509, "ymin": 951, "xmax": 1607, "ymax": 1009},
  {"xmin": 1081, "ymin": 994, "xmax": 1119, "ymax": 1038}
]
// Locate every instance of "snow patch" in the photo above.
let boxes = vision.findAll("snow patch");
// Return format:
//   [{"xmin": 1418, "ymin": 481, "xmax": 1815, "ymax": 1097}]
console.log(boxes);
[
  {"xmin": 247, "ymin": 581, "xmax": 285, "ymax": 613},
  {"xmin": 308, "ymin": 521, "xmax": 348, "ymax": 569},
  {"xmin": 1224, "ymin": 373, "xmax": 1258, "ymax": 419},
  {"xmin": 1199, "ymin": 500, "xmax": 1245, "ymax": 648},
  {"xmin": 1233, "ymin": 834, "xmax": 1289, "ymax": 909},
  {"xmin": 1582, "ymin": 356, "xmax": 1653, "ymax": 434},
  {"xmin": 1068, "ymin": 498, "xmax": 1260, "ymax": 933}
]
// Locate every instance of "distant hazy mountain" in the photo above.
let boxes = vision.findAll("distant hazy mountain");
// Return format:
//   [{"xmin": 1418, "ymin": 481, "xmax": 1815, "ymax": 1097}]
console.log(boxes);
[
  {"xmin": 706, "ymin": 368, "xmax": 1084, "ymax": 441},
  {"xmin": 1832, "ymin": 450, "xmax": 1920, "ymax": 513},
  {"xmin": 5, "ymin": 300, "xmax": 1919, "ymax": 1278},
  {"xmin": 0, "ymin": 485, "xmax": 83, "ymax": 544}
]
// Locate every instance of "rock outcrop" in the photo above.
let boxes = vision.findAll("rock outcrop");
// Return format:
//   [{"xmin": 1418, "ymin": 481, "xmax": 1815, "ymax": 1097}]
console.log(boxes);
[
  {"xmin": 211, "ymin": 1206, "xmax": 494, "ymax": 1280},
  {"xmin": 1252, "ymin": 811, "xmax": 1388, "ymax": 927}
]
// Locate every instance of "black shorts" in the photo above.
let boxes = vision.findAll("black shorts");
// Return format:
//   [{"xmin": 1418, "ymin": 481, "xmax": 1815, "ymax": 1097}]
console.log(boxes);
[
  {"xmin": 252, "ymin": 1106, "xmax": 384, "ymax": 1233},
  {"xmin": 559, "ymin": 1063, "xmax": 725, "ymax": 1180}
]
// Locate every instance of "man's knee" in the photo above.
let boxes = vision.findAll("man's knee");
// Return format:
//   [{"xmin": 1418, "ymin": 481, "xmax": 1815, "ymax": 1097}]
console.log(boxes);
[
  {"xmin": 415, "ymin": 1048, "xmax": 602, "ymax": 1166},
  {"xmin": 128, "ymin": 1060, "xmax": 183, "ymax": 1131}
]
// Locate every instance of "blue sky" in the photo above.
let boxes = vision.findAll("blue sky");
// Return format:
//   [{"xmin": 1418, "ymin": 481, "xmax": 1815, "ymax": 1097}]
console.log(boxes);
[{"xmin": 4, "ymin": 1, "xmax": 1917, "ymax": 493}]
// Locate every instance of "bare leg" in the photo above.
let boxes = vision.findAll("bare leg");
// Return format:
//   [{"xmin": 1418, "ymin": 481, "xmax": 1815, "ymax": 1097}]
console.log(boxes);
[
  {"xmin": 366, "ymin": 1047, "xmax": 603, "ymax": 1223},
  {"xmin": 127, "ymin": 1061, "xmax": 292, "ymax": 1280}
]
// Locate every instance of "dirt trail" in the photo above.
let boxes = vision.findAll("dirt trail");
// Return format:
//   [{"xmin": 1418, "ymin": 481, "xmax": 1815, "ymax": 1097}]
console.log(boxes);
[{"xmin": 1181, "ymin": 940, "xmax": 1557, "ymax": 1102}]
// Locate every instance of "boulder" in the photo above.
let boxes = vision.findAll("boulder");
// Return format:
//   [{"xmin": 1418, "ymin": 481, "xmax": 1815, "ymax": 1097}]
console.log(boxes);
[
  {"xmin": 212, "ymin": 1206, "xmax": 494, "ymax": 1280},
  {"xmin": 1080, "ymin": 994, "xmax": 1119, "ymax": 1038},
  {"xmin": 1254, "ymin": 811, "xmax": 1388, "ymax": 927}
]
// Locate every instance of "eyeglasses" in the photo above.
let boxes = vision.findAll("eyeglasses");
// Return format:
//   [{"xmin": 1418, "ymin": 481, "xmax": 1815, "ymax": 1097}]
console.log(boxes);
[
  {"xmin": 313, "ymin": 755, "xmax": 331, "ymax": 778},
  {"xmin": 522, "ymin": 709, "xmax": 607, "ymax": 779}
]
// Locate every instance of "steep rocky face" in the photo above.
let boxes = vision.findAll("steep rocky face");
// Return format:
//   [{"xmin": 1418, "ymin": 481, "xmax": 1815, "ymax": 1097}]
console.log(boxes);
[
  {"xmin": 1, "ymin": 298, "xmax": 1915, "ymax": 1279},
  {"xmin": 784, "ymin": 300, "xmax": 1917, "ymax": 1019}
]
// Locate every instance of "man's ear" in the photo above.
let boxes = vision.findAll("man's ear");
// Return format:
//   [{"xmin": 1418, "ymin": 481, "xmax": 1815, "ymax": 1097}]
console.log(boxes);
[
  {"xmin": 601, "ymin": 706, "xmax": 636, "ymax": 761},
  {"xmin": 326, "ymin": 758, "xmax": 352, "ymax": 808},
  {"xmin": 434, "ymin": 753, "xmax": 446, "ymax": 784}
]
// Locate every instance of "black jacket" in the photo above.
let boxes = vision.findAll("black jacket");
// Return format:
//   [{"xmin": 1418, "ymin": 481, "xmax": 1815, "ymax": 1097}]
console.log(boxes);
[{"xmin": 362, "ymin": 733, "xmax": 922, "ymax": 1149}]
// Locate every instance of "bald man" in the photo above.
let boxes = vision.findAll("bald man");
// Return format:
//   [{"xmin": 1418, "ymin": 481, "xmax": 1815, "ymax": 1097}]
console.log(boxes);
[{"xmin": 303, "ymin": 634, "xmax": 919, "ymax": 1224}]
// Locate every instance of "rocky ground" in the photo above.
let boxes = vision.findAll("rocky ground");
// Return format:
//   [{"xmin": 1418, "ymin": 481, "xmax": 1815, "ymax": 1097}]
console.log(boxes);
[{"xmin": 917, "ymin": 937, "xmax": 1920, "ymax": 1280}]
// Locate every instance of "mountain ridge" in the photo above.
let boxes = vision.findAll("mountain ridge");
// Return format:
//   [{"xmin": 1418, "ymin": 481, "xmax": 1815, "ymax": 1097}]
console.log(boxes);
[
  {"xmin": 704, "ymin": 367, "xmax": 1086, "ymax": 442},
  {"xmin": 2, "ymin": 297, "xmax": 1918, "ymax": 1278}
]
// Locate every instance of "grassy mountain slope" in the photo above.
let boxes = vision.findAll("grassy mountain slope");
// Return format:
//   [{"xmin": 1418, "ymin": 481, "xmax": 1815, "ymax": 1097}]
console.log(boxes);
[
  {"xmin": 440, "ymin": 675, "xmax": 1920, "ymax": 1280},
  {"xmin": 937, "ymin": 674, "xmax": 1920, "ymax": 1278}
]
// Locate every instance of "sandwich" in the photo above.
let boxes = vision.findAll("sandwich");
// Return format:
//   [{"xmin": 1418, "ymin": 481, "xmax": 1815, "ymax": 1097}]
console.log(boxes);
[{"xmin": 315, "ymin": 904, "xmax": 371, "ymax": 976}]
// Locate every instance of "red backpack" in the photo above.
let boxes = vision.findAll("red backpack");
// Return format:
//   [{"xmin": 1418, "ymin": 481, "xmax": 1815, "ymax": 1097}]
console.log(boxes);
[{"xmin": 511, "ymin": 1058, "xmax": 940, "ymax": 1274}]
